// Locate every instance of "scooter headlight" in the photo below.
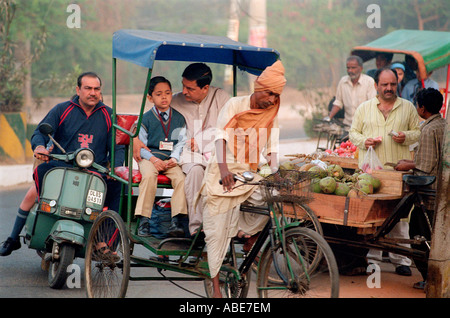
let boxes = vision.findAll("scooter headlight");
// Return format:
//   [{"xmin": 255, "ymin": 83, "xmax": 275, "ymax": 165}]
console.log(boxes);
[{"xmin": 75, "ymin": 148, "xmax": 95, "ymax": 168}]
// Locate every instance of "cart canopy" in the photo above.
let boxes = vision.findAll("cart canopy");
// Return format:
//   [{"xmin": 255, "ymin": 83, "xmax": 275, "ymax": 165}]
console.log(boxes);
[
  {"xmin": 112, "ymin": 29, "xmax": 280, "ymax": 75},
  {"xmin": 351, "ymin": 29, "xmax": 450, "ymax": 80}
]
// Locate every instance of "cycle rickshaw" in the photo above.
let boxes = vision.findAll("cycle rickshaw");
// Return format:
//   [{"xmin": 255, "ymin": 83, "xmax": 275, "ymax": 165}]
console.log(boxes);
[{"xmin": 83, "ymin": 29, "xmax": 339, "ymax": 298}]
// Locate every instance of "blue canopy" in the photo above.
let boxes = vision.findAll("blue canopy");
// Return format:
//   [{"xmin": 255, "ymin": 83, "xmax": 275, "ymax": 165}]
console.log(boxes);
[{"xmin": 112, "ymin": 29, "xmax": 280, "ymax": 75}]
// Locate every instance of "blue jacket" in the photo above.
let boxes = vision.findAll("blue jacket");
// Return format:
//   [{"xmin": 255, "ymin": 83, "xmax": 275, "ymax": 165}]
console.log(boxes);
[{"xmin": 31, "ymin": 96, "xmax": 124, "ymax": 167}]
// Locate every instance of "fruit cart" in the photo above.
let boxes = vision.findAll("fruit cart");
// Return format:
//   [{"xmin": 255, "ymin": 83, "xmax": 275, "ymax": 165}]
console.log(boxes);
[{"xmin": 281, "ymin": 155, "xmax": 434, "ymax": 263}]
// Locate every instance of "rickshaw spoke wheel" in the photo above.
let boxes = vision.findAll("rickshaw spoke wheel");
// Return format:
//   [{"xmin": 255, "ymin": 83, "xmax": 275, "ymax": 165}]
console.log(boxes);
[
  {"xmin": 204, "ymin": 271, "xmax": 250, "ymax": 298},
  {"xmin": 257, "ymin": 227, "xmax": 339, "ymax": 298},
  {"xmin": 85, "ymin": 210, "xmax": 130, "ymax": 298}
]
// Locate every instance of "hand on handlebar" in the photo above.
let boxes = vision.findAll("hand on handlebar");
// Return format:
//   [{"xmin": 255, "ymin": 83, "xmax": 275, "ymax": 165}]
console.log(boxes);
[
  {"xmin": 34, "ymin": 145, "xmax": 50, "ymax": 162},
  {"xmin": 219, "ymin": 171, "xmax": 236, "ymax": 193}
]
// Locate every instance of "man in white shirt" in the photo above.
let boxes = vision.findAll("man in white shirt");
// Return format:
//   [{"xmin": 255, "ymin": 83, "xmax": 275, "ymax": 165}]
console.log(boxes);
[{"xmin": 326, "ymin": 56, "xmax": 377, "ymax": 127}]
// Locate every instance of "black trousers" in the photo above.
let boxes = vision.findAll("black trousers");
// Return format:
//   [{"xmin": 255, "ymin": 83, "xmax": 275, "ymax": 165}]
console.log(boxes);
[{"xmin": 409, "ymin": 205, "xmax": 433, "ymax": 280}]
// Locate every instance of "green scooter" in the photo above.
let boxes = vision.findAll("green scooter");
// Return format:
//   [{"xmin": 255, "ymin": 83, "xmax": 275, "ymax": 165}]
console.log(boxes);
[{"xmin": 24, "ymin": 123, "xmax": 110, "ymax": 289}]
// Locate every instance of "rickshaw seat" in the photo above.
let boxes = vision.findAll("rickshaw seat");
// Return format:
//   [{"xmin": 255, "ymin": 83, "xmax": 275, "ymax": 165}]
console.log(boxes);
[
  {"xmin": 115, "ymin": 114, "xmax": 172, "ymax": 186},
  {"xmin": 116, "ymin": 114, "xmax": 138, "ymax": 145}
]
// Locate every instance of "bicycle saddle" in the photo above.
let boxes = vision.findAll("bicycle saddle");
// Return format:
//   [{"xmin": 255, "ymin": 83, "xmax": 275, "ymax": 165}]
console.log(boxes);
[{"xmin": 403, "ymin": 175, "xmax": 436, "ymax": 186}]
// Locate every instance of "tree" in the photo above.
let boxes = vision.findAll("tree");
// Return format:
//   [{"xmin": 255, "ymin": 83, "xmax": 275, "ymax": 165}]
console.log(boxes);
[{"xmin": 0, "ymin": 0, "xmax": 52, "ymax": 112}]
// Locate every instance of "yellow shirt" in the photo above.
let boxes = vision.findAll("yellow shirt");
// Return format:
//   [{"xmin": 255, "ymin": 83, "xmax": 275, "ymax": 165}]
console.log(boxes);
[{"xmin": 349, "ymin": 96, "xmax": 420, "ymax": 169}]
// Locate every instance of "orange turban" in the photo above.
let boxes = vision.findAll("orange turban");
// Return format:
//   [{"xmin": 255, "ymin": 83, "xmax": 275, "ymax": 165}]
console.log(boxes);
[{"xmin": 254, "ymin": 60, "xmax": 286, "ymax": 95}]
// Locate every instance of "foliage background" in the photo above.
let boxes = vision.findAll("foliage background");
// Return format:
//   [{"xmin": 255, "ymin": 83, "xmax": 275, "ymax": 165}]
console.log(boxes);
[{"xmin": 1, "ymin": 0, "xmax": 449, "ymax": 111}]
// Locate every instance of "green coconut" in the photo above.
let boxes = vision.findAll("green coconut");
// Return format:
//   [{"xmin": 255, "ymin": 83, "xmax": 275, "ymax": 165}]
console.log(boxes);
[
  {"xmin": 347, "ymin": 188, "xmax": 359, "ymax": 198},
  {"xmin": 358, "ymin": 173, "xmax": 381, "ymax": 190},
  {"xmin": 351, "ymin": 172, "xmax": 361, "ymax": 183},
  {"xmin": 308, "ymin": 166, "xmax": 327, "ymax": 179},
  {"xmin": 319, "ymin": 176, "xmax": 337, "ymax": 194},
  {"xmin": 258, "ymin": 164, "xmax": 272, "ymax": 177},
  {"xmin": 356, "ymin": 179, "xmax": 373, "ymax": 194},
  {"xmin": 334, "ymin": 182, "xmax": 350, "ymax": 196},
  {"xmin": 327, "ymin": 164, "xmax": 344, "ymax": 179},
  {"xmin": 310, "ymin": 178, "xmax": 322, "ymax": 193},
  {"xmin": 279, "ymin": 160, "xmax": 295, "ymax": 170}
]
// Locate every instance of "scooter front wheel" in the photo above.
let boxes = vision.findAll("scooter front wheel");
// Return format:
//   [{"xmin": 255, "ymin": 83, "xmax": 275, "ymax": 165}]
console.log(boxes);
[
  {"xmin": 85, "ymin": 210, "xmax": 130, "ymax": 298},
  {"xmin": 48, "ymin": 244, "xmax": 75, "ymax": 289}
]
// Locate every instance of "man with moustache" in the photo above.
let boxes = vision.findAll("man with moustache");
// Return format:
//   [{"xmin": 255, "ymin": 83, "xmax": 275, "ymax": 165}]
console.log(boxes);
[
  {"xmin": 350, "ymin": 67, "xmax": 420, "ymax": 276},
  {"xmin": 350, "ymin": 67, "xmax": 420, "ymax": 168},
  {"xmin": 325, "ymin": 55, "xmax": 376, "ymax": 126},
  {"xmin": 1, "ymin": 72, "xmax": 124, "ymax": 256}
]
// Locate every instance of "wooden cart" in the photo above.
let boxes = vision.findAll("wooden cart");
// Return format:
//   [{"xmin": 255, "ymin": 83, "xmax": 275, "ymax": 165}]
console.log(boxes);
[
  {"xmin": 284, "ymin": 156, "xmax": 408, "ymax": 234},
  {"xmin": 283, "ymin": 156, "xmax": 432, "ymax": 262}
]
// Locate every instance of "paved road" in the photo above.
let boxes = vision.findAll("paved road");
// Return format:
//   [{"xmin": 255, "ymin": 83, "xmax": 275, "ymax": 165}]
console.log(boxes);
[{"xmin": 0, "ymin": 183, "xmax": 222, "ymax": 298}]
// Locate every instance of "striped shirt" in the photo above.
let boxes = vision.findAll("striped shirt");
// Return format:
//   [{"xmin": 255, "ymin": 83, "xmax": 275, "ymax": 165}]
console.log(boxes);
[
  {"xmin": 414, "ymin": 114, "xmax": 447, "ymax": 209},
  {"xmin": 350, "ymin": 96, "xmax": 420, "ymax": 169}
]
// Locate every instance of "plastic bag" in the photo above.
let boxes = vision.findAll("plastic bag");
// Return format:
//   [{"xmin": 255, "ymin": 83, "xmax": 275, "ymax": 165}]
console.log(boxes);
[{"xmin": 360, "ymin": 146, "xmax": 383, "ymax": 173}]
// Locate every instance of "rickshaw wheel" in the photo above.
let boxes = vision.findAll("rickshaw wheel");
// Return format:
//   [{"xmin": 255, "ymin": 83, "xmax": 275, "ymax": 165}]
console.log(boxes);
[
  {"xmin": 204, "ymin": 270, "xmax": 251, "ymax": 298},
  {"xmin": 85, "ymin": 210, "xmax": 130, "ymax": 298}
]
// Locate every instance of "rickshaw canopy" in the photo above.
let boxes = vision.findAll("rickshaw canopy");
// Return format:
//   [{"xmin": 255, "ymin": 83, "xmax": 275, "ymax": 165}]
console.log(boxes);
[
  {"xmin": 351, "ymin": 29, "xmax": 450, "ymax": 80},
  {"xmin": 112, "ymin": 29, "xmax": 280, "ymax": 75}
]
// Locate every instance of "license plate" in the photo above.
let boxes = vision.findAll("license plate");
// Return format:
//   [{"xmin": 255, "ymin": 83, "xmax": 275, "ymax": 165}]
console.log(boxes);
[{"xmin": 87, "ymin": 190, "xmax": 103, "ymax": 205}]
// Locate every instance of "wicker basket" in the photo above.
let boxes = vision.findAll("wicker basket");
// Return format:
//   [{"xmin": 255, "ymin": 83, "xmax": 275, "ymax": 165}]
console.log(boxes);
[{"xmin": 260, "ymin": 170, "xmax": 313, "ymax": 205}]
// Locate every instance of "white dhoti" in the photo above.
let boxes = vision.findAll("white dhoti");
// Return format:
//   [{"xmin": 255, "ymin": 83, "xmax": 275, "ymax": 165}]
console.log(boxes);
[{"xmin": 202, "ymin": 186, "xmax": 267, "ymax": 278}]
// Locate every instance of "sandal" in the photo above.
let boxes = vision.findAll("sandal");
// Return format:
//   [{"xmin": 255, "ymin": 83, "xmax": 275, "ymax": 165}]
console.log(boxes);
[
  {"xmin": 413, "ymin": 281, "xmax": 426, "ymax": 290},
  {"xmin": 93, "ymin": 245, "xmax": 120, "ymax": 263},
  {"xmin": 235, "ymin": 230, "xmax": 251, "ymax": 244}
]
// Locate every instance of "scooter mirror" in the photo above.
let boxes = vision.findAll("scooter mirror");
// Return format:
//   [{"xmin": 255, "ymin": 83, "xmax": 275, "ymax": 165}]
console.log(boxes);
[
  {"xmin": 38, "ymin": 123, "xmax": 66, "ymax": 154},
  {"xmin": 38, "ymin": 123, "xmax": 54, "ymax": 135}
]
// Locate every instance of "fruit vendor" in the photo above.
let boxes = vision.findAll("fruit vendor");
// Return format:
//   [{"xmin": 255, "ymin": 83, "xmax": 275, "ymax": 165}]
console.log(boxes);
[
  {"xmin": 350, "ymin": 67, "xmax": 421, "ymax": 276},
  {"xmin": 349, "ymin": 67, "xmax": 420, "ymax": 170}
]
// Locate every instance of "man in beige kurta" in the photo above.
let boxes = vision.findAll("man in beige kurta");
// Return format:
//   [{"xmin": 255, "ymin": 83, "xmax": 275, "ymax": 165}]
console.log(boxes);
[
  {"xmin": 171, "ymin": 63, "xmax": 230, "ymax": 234},
  {"xmin": 200, "ymin": 60, "xmax": 286, "ymax": 298}
]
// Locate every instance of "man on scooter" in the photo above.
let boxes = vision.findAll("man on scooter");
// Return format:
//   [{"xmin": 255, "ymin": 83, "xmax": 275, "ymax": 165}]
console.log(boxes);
[{"xmin": 0, "ymin": 72, "xmax": 124, "ymax": 256}]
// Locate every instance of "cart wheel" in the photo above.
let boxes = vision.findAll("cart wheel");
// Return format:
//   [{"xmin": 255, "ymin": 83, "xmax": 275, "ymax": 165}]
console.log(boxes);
[
  {"xmin": 257, "ymin": 227, "xmax": 339, "ymax": 298},
  {"xmin": 85, "ymin": 210, "xmax": 130, "ymax": 298}
]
